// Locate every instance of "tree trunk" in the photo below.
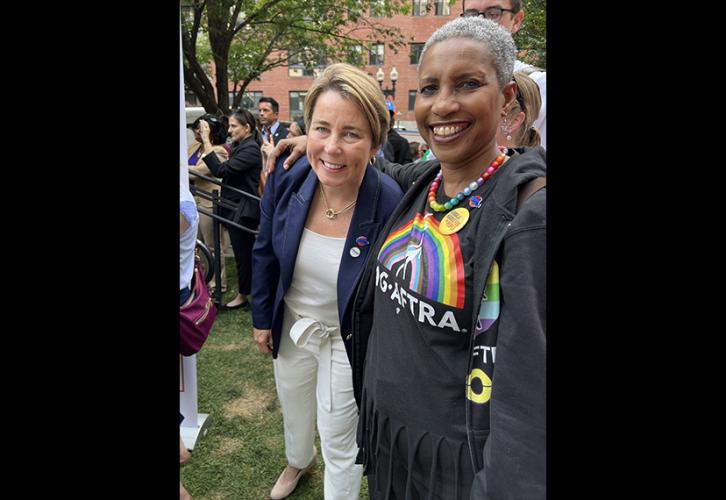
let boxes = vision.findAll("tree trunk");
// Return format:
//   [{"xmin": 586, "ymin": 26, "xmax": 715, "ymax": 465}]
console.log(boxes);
[
  {"xmin": 207, "ymin": 3, "xmax": 233, "ymax": 114},
  {"xmin": 183, "ymin": 65, "xmax": 220, "ymax": 113},
  {"xmin": 213, "ymin": 52, "xmax": 230, "ymax": 113},
  {"xmin": 182, "ymin": 19, "xmax": 223, "ymax": 114}
]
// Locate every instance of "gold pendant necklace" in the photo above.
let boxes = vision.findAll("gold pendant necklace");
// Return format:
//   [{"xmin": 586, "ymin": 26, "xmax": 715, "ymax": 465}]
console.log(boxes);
[{"xmin": 319, "ymin": 183, "xmax": 356, "ymax": 220}]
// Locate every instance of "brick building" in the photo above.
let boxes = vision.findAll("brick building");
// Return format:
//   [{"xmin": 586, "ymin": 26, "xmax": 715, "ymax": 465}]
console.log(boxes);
[{"xmin": 186, "ymin": 1, "xmax": 466, "ymax": 130}]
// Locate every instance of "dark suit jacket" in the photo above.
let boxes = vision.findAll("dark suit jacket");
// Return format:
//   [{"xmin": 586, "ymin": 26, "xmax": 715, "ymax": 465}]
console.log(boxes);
[
  {"xmin": 384, "ymin": 128, "xmax": 413, "ymax": 164},
  {"xmin": 203, "ymin": 135, "xmax": 261, "ymax": 222},
  {"xmin": 251, "ymin": 156, "xmax": 403, "ymax": 361},
  {"xmin": 264, "ymin": 123, "xmax": 289, "ymax": 145}
]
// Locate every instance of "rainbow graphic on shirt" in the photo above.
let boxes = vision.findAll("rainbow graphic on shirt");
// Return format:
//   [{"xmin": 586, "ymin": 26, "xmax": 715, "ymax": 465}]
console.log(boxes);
[
  {"xmin": 377, "ymin": 213, "xmax": 465, "ymax": 308},
  {"xmin": 474, "ymin": 260, "xmax": 500, "ymax": 336}
]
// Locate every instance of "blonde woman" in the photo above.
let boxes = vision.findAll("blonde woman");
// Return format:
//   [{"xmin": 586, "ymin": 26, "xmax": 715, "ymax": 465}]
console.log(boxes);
[
  {"xmin": 497, "ymin": 71, "xmax": 542, "ymax": 148},
  {"xmin": 251, "ymin": 63, "xmax": 403, "ymax": 499}
]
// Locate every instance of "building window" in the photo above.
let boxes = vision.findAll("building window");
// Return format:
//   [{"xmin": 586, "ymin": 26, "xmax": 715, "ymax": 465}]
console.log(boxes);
[
  {"xmin": 408, "ymin": 90, "xmax": 417, "ymax": 111},
  {"xmin": 347, "ymin": 44, "xmax": 363, "ymax": 66},
  {"xmin": 370, "ymin": 0, "xmax": 386, "ymax": 17},
  {"xmin": 409, "ymin": 43, "xmax": 424, "ymax": 65},
  {"xmin": 289, "ymin": 91, "xmax": 307, "ymax": 121},
  {"xmin": 412, "ymin": 0, "xmax": 427, "ymax": 16},
  {"xmin": 369, "ymin": 44, "xmax": 384, "ymax": 66},
  {"xmin": 434, "ymin": 0, "xmax": 450, "ymax": 16},
  {"xmin": 288, "ymin": 50, "xmax": 325, "ymax": 77},
  {"xmin": 237, "ymin": 91, "xmax": 262, "ymax": 111},
  {"xmin": 288, "ymin": 53, "xmax": 314, "ymax": 77}
]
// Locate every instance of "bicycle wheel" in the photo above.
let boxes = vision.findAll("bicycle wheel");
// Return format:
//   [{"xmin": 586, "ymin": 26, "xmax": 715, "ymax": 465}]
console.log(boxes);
[{"xmin": 195, "ymin": 239, "xmax": 215, "ymax": 285}]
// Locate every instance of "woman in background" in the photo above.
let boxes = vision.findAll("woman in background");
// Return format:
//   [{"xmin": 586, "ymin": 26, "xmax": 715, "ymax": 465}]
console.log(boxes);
[
  {"xmin": 188, "ymin": 114, "xmax": 230, "ymax": 293},
  {"xmin": 199, "ymin": 109, "xmax": 261, "ymax": 310},
  {"xmin": 497, "ymin": 71, "xmax": 542, "ymax": 149}
]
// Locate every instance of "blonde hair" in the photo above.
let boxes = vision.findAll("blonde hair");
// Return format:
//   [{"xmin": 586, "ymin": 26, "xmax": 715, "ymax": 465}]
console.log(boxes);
[
  {"xmin": 506, "ymin": 71, "xmax": 542, "ymax": 147},
  {"xmin": 304, "ymin": 63, "xmax": 390, "ymax": 149}
]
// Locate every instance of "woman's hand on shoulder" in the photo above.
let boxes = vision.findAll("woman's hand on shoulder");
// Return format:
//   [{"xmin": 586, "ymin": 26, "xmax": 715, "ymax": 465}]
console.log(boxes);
[
  {"xmin": 266, "ymin": 135, "xmax": 308, "ymax": 174},
  {"xmin": 252, "ymin": 327, "xmax": 273, "ymax": 355}
]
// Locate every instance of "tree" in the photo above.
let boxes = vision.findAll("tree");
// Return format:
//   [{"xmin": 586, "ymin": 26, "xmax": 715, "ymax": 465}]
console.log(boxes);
[
  {"xmin": 515, "ymin": 0, "xmax": 546, "ymax": 68},
  {"xmin": 181, "ymin": 0, "xmax": 411, "ymax": 115}
]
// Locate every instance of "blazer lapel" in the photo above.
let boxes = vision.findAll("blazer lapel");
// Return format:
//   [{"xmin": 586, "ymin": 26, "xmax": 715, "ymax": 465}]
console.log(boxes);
[
  {"xmin": 280, "ymin": 167, "xmax": 318, "ymax": 291},
  {"xmin": 337, "ymin": 166, "xmax": 382, "ymax": 321}
]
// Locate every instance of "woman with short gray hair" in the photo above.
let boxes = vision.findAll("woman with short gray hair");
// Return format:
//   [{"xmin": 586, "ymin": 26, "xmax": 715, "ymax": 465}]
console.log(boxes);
[{"xmin": 355, "ymin": 17, "xmax": 546, "ymax": 499}]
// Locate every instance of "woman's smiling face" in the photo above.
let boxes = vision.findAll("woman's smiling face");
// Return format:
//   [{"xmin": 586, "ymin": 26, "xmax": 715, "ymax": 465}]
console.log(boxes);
[
  {"xmin": 415, "ymin": 37, "xmax": 514, "ymax": 169},
  {"xmin": 306, "ymin": 90, "xmax": 377, "ymax": 190}
]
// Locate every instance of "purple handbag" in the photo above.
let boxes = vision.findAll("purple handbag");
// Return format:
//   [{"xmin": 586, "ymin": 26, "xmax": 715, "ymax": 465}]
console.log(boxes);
[{"xmin": 180, "ymin": 254, "xmax": 217, "ymax": 356}]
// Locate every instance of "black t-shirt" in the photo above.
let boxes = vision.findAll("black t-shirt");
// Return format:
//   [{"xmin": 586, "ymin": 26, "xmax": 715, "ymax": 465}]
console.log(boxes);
[{"xmin": 361, "ymin": 173, "xmax": 500, "ymax": 498}]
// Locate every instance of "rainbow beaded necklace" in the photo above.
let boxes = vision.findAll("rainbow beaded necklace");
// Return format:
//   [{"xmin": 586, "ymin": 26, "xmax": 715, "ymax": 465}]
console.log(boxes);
[{"xmin": 428, "ymin": 153, "xmax": 507, "ymax": 213}]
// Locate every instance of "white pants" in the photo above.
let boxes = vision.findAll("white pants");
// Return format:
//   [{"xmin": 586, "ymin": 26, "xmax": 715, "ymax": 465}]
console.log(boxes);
[{"xmin": 273, "ymin": 306, "xmax": 363, "ymax": 500}]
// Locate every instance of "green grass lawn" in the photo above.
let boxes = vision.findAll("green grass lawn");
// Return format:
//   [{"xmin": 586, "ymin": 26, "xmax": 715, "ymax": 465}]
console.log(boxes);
[{"xmin": 181, "ymin": 257, "xmax": 369, "ymax": 499}]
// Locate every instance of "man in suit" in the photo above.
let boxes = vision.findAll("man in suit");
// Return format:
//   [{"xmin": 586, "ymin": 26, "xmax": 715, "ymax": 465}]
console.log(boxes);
[{"xmin": 258, "ymin": 96, "xmax": 289, "ymax": 145}]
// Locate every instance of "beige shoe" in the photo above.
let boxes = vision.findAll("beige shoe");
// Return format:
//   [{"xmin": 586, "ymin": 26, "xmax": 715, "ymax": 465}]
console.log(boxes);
[{"xmin": 269, "ymin": 447, "xmax": 317, "ymax": 499}]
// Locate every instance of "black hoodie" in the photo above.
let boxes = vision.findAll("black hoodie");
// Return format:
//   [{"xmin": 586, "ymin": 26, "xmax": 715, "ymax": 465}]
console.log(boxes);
[{"xmin": 353, "ymin": 146, "xmax": 546, "ymax": 499}]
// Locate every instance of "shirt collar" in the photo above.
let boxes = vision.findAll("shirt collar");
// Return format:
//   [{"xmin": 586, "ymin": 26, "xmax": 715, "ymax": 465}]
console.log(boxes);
[{"xmin": 265, "ymin": 121, "xmax": 280, "ymax": 137}]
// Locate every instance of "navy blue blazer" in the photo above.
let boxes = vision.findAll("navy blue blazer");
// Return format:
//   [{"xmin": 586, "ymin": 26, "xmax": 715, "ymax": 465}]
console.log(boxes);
[{"xmin": 251, "ymin": 155, "xmax": 403, "ymax": 361}]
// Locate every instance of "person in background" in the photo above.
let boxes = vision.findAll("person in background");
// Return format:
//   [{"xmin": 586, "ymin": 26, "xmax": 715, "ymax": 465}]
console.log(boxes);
[
  {"xmin": 383, "ymin": 109, "xmax": 412, "ymax": 164},
  {"xmin": 259, "ymin": 97, "xmax": 289, "ymax": 145},
  {"xmin": 497, "ymin": 71, "xmax": 541, "ymax": 149},
  {"xmin": 408, "ymin": 141, "xmax": 421, "ymax": 161},
  {"xmin": 188, "ymin": 114, "xmax": 230, "ymax": 293},
  {"xmin": 418, "ymin": 142, "xmax": 430, "ymax": 161},
  {"xmin": 199, "ymin": 109, "xmax": 262, "ymax": 310},
  {"xmin": 462, "ymin": 0, "xmax": 547, "ymax": 148},
  {"xmin": 179, "ymin": 179, "xmax": 199, "ymax": 500},
  {"xmin": 288, "ymin": 118, "xmax": 306, "ymax": 138},
  {"xmin": 251, "ymin": 63, "xmax": 403, "ymax": 500}
]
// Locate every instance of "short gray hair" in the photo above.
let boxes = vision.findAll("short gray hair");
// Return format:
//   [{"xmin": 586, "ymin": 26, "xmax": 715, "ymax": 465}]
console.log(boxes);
[{"xmin": 419, "ymin": 16, "xmax": 516, "ymax": 88}]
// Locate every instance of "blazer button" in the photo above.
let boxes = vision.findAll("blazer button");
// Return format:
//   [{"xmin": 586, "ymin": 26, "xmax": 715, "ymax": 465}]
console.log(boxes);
[{"xmin": 345, "ymin": 333, "xmax": 352, "ymax": 341}]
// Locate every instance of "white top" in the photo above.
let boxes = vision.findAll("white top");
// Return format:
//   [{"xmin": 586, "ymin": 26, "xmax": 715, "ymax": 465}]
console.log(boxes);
[
  {"xmin": 514, "ymin": 60, "xmax": 547, "ymax": 150},
  {"xmin": 284, "ymin": 228, "xmax": 346, "ymax": 329},
  {"xmin": 180, "ymin": 183, "xmax": 199, "ymax": 291}
]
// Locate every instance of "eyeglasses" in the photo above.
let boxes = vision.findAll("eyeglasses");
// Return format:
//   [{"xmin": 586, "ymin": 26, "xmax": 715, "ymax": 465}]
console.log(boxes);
[{"xmin": 460, "ymin": 7, "xmax": 517, "ymax": 21}]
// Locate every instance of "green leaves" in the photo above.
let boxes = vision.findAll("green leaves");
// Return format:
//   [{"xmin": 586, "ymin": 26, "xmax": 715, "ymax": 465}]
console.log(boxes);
[
  {"xmin": 182, "ymin": 0, "xmax": 411, "ymax": 114},
  {"xmin": 515, "ymin": 0, "xmax": 546, "ymax": 68}
]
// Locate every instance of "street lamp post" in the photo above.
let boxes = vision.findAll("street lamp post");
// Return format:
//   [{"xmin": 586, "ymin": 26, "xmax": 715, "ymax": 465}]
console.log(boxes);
[{"xmin": 376, "ymin": 66, "xmax": 398, "ymax": 100}]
